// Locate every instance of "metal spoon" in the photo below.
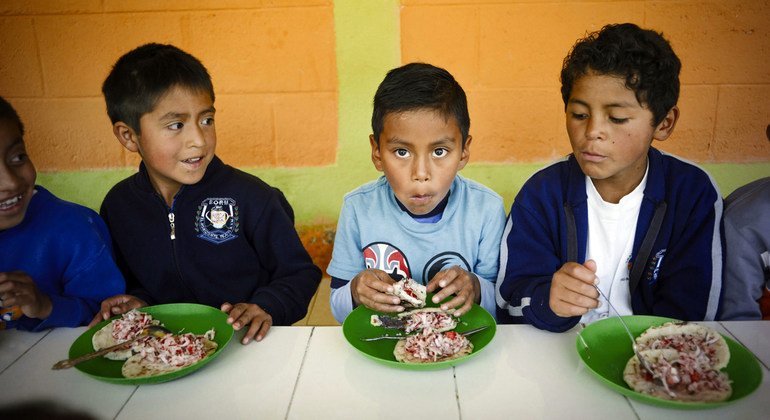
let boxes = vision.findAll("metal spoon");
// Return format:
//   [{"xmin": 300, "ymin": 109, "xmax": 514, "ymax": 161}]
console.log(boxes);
[{"xmin": 52, "ymin": 325, "xmax": 171, "ymax": 370}]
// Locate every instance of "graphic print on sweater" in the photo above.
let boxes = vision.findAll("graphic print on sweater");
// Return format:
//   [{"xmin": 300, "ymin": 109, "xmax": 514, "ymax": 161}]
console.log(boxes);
[
  {"xmin": 364, "ymin": 242, "xmax": 411, "ymax": 281},
  {"xmin": 196, "ymin": 197, "xmax": 240, "ymax": 244}
]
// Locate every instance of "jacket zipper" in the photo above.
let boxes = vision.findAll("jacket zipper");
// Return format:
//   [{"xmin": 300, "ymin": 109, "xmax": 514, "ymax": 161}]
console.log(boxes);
[{"xmin": 168, "ymin": 212, "xmax": 176, "ymax": 240}]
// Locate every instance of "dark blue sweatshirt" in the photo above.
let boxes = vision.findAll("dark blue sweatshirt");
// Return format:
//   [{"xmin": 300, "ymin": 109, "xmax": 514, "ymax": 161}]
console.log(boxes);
[{"xmin": 100, "ymin": 157, "xmax": 321, "ymax": 325}]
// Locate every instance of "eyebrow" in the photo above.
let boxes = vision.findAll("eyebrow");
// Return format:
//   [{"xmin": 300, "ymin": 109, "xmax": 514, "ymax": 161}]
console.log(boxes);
[
  {"xmin": 568, "ymin": 98, "xmax": 636, "ymax": 109},
  {"xmin": 158, "ymin": 106, "xmax": 216, "ymax": 121},
  {"xmin": 387, "ymin": 136, "xmax": 457, "ymax": 147}
]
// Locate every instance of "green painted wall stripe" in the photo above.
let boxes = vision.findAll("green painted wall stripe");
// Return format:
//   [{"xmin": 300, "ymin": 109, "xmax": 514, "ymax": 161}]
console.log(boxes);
[
  {"xmin": 35, "ymin": 1, "xmax": 770, "ymax": 223},
  {"xmin": 37, "ymin": 163, "xmax": 770, "ymax": 219}
]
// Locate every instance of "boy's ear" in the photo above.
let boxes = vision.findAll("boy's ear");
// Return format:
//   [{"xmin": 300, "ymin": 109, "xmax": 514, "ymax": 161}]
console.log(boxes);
[
  {"xmin": 112, "ymin": 122, "xmax": 140, "ymax": 153},
  {"xmin": 458, "ymin": 135, "xmax": 472, "ymax": 170},
  {"xmin": 370, "ymin": 134, "xmax": 384, "ymax": 172},
  {"xmin": 652, "ymin": 106, "xmax": 679, "ymax": 142}
]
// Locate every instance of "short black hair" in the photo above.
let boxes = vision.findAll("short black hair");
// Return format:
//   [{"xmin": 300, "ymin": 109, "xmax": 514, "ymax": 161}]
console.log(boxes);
[
  {"xmin": 102, "ymin": 43, "xmax": 215, "ymax": 134},
  {"xmin": 0, "ymin": 96, "xmax": 24, "ymax": 136},
  {"xmin": 372, "ymin": 62, "xmax": 470, "ymax": 145},
  {"xmin": 560, "ymin": 23, "xmax": 681, "ymax": 126}
]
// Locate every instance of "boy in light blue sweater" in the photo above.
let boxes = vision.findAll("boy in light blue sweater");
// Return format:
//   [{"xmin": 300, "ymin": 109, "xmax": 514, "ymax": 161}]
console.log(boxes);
[{"xmin": 328, "ymin": 63, "xmax": 506, "ymax": 323}]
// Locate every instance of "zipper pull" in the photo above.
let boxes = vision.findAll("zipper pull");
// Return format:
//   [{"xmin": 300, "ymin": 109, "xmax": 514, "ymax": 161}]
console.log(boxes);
[{"xmin": 168, "ymin": 212, "xmax": 176, "ymax": 240}]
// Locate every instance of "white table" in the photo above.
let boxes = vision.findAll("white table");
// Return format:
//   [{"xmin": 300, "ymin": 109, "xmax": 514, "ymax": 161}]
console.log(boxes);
[{"xmin": 1, "ymin": 322, "xmax": 768, "ymax": 419}]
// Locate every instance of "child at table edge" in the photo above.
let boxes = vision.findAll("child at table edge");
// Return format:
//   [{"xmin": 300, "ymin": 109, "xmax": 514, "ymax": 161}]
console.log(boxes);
[
  {"xmin": 91, "ymin": 43, "xmax": 321, "ymax": 344},
  {"xmin": 495, "ymin": 23, "xmax": 724, "ymax": 331},
  {"xmin": 0, "ymin": 96, "xmax": 125, "ymax": 331},
  {"xmin": 328, "ymin": 62, "xmax": 506, "ymax": 323}
]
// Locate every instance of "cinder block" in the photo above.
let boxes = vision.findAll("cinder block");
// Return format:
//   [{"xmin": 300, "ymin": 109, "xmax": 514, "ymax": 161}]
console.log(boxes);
[
  {"xmin": 0, "ymin": 0, "xmax": 101, "ymax": 15},
  {"xmin": 186, "ymin": 8, "xmax": 336, "ymax": 94},
  {"xmin": 469, "ymin": 88, "xmax": 568, "ymax": 163},
  {"xmin": 213, "ymin": 93, "xmax": 276, "ymax": 167},
  {"xmin": 104, "ymin": 0, "xmax": 331, "ymax": 12},
  {"xmin": 401, "ymin": 5, "xmax": 478, "ymax": 88},
  {"xmin": 478, "ymin": 3, "xmax": 644, "ymax": 88},
  {"xmin": 35, "ymin": 14, "xmax": 184, "ymax": 97},
  {"xmin": 12, "ymin": 98, "xmax": 124, "ymax": 171},
  {"xmin": 273, "ymin": 92, "xmax": 337, "ymax": 166},
  {"xmin": 713, "ymin": 85, "xmax": 770, "ymax": 162},
  {"xmin": 0, "ymin": 17, "xmax": 43, "ymax": 97},
  {"xmin": 647, "ymin": 1, "xmax": 770, "ymax": 84},
  {"xmin": 656, "ymin": 85, "xmax": 718, "ymax": 162}
]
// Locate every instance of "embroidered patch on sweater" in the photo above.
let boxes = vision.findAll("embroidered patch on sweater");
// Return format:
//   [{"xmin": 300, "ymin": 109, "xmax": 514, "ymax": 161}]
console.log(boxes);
[{"xmin": 196, "ymin": 197, "xmax": 240, "ymax": 244}]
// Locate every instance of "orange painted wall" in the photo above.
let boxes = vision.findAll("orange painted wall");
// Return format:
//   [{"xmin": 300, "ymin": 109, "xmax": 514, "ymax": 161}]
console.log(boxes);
[
  {"xmin": 0, "ymin": 0, "xmax": 337, "ymax": 171},
  {"xmin": 1, "ymin": 0, "xmax": 768, "ymax": 175},
  {"xmin": 402, "ymin": 0, "xmax": 770, "ymax": 163}
]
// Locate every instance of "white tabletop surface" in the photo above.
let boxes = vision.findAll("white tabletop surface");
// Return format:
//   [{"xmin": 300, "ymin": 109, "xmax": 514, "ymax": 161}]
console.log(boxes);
[{"xmin": 1, "ymin": 322, "xmax": 768, "ymax": 419}]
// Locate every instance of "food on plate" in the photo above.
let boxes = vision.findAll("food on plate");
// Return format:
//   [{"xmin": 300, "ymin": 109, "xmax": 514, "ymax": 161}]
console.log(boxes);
[
  {"xmin": 371, "ymin": 307, "xmax": 458, "ymax": 333},
  {"xmin": 394, "ymin": 328, "xmax": 473, "ymax": 363},
  {"xmin": 92, "ymin": 309, "xmax": 161, "ymax": 360},
  {"xmin": 122, "ymin": 330, "xmax": 218, "ymax": 378},
  {"xmin": 623, "ymin": 348, "xmax": 732, "ymax": 402},
  {"xmin": 389, "ymin": 278, "xmax": 426, "ymax": 308},
  {"xmin": 635, "ymin": 322, "xmax": 730, "ymax": 369}
]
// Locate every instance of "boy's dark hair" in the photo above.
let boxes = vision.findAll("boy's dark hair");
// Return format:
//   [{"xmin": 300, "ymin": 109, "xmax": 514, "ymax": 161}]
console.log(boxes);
[
  {"xmin": 0, "ymin": 96, "xmax": 24, "ymax": 136},
  {"xmin": 372, "ymin": 62, "xmax": 470, "ymax": 145},
  {"xmin": 560, "ymin": 23, "xmax": 681, "ymax": 126},
  {"xmin": 102, "ymin": 43, "xmax": 215, "ymax": 134}
]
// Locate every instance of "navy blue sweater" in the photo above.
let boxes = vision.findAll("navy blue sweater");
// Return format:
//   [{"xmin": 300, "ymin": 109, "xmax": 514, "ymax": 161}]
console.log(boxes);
[
  {"xmin": 496, "ymin": 148, "xmax": 723, "ymax": 331},
  {"xmin": 100, "ymin": 157, "xmax": 321, "ymax": 325}
]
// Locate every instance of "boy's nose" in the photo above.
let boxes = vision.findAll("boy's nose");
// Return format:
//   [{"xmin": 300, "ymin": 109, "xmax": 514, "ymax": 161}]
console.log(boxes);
[
  {"xmin": 0, "ymin": 165, "xmax": 22, "ymax": 191},
  {"xmin": 187, "ymin": 125, "xmax": 207, "ymax": 147},
  {"xmin": 585, "ymin": 118, "xmax": 606, "ymax": 141},
  {"xmin": 412, "ymin": 157, "xmax": 430, "ymax": 182}
]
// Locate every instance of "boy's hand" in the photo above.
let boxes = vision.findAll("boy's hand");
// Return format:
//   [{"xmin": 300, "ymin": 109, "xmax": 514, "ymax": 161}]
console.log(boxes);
[
  {"xmin": 426, "ymin": 266, "xmax": 480, "ymax": 317},
  {"xmin": 350, "ymin": 269, "xmax": 403, "ymax": 313},
  {"xmin": 0, "ymin": 271, "xmax": 52, "ymax": 320},
  {"xmin": 88, "ymin": 294, "xmax": 147, "ymax": 327},
  {"xmin": 221, "ymin": 302, "xmax": 272, "ymax": 345},
  {"xmin": 549, "ymin": 260, "xmax": 600, "ymax": 317}
]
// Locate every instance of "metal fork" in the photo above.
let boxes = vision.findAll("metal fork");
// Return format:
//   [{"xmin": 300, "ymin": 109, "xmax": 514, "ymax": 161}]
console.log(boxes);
[
  {"xmin": 594, "ymin": 287, "xmax": 662, "ymax": 386},
  {"xmin": 360, "ymin": 325, "xmax": 488, "ymax": 342}
]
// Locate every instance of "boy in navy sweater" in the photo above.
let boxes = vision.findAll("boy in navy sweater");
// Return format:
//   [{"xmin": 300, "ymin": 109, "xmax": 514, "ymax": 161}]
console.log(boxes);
[
  {"xmin": 496, "ymin": 23, "xmax": 723, "ymax": 331},
  {"xmin": 0, "ymin": 96, "xmax": 124, "ymax": 330},
  {"xmin": 91, "ymin": 44, "xmax": 321, "ymax": 344}
]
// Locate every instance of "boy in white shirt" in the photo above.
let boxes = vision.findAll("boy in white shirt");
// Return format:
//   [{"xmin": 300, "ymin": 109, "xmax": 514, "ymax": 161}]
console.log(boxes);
[{"xmin": 496, "ymin": 23, "xmax": 723, "ymax": 331}]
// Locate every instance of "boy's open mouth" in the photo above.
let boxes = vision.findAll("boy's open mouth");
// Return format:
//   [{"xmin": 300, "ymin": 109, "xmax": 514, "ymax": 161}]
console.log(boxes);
[
  {"xmin": 0, "ymin": 194, "xmax": 23, "ymax": 210},
  {"xmin": 182, "ymin": 157, "xmax": 202, "ymax": 164}
]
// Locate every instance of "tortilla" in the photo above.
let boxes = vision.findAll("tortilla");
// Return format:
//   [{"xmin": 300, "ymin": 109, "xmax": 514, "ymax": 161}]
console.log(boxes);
[
  {"xmin": 122, "ymin": 336, "xmax": 218, "ymax": 379},
  {"xmin": 635, "ymin": 322, "xmax": 730, "ymax": 369},
  {"xmin": 390, "ymin": 278, "xmax": 427, "ymax": 308},
  {"xmin": 623, "ymin": 349, "xmax": 732, "ymax": 403},
  {"xmin": 92, "ymin": 310, "xmax": 159, "ymax": 361},
  {"xmin": 92, "ymin": 324, "xmax": 132, "ymax": 360},
  {"xmin": 393, "ymin": 330, "xmax": 473, "ymax": 364}
]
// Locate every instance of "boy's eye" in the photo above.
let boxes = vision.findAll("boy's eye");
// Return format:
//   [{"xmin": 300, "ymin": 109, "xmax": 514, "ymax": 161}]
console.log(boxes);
[
  {"xmin": 201, "ymin": 117, "xmax": 215, "ymax": 126},
  {"xmin": 570, "ymin": 112, "xmax": 588, "ymax": 120},
  {"xmin": 168, "ymin": 122, "xmax": 184, "ymax": 130},
  {"xmin": 9, "ymin": 152, "xmax": 28, "ymax": 164},
  {"xmin": 610, "ymin": 117, "xmax": 629, "ymax": 124},
  {"xmin": 395, "ymin": 149, "xmax": 410, "ymax": 158},
  {"xmin": 433, "ymin": 148, "xmax": 447, "ymax": 158}
]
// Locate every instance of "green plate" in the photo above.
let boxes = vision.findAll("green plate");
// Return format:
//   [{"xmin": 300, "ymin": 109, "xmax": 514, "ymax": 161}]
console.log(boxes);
[
  {"xmin": 70, "ymin": 303, "xmax": 234, "ymax": 385},
  {"xmin": 342, "ymin": 296, "xmax": 496, "ymax": 370},
  {"xmin": 576, "ymin": 315, "xmax": 763, "ymax": 409}
]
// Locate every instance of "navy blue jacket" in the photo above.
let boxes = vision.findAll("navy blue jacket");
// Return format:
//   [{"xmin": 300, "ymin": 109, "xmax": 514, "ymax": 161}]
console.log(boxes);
[
  {"xmin": 100, "ymin": 157, "xmax": 321, "ymax": 325},
  {"xmin": 496, "ymin": 148, "xmax": 723, "ymax": 331}
]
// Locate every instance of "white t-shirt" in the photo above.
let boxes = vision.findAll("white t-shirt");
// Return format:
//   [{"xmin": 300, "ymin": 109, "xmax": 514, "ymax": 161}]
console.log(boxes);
[{"xmin": 580, "ymin": 167, "xmax": 648, "ymax": 324}]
